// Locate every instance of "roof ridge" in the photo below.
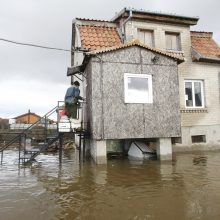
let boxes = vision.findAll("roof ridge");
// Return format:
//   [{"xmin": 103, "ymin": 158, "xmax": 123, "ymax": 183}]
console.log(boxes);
[
  {"xmin": 191, "ymin": 31, "xmax": 213, "ymax": 38},
  {"xmin": 87, "ymin": 39, "xmax": 184, "ymax": 63},
  {"xmin": 14, "ymin": 112, "xmax": 40, "ymax": 119},
  {"xmin": 76, "ymin": 17, "xmax": 113, "ymax": 23},
  {"xmin": 191, "ymin": 31, "xmax": 213, "ymax": 34},
  {"xmin": 79, "ymin": 24, "xmax": 117, "ymax": 28}
]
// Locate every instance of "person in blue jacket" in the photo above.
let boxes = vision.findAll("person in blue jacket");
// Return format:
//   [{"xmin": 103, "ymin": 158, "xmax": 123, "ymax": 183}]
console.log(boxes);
[{"xmin": 64, "ymin": 81, "xmax": 84, "ymax": 118}]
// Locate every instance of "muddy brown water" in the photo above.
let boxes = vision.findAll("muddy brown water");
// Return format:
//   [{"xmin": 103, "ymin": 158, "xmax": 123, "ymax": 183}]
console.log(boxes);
[{"xmin": 1, "ymin": 149, "xmax": 220, "ymax": 220}]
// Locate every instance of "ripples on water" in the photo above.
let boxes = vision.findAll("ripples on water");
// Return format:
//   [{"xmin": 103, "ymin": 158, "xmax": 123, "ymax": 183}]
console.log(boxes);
[{"xmin": 1, "ymin": 149, "xmax": 220, "ymax": 220}]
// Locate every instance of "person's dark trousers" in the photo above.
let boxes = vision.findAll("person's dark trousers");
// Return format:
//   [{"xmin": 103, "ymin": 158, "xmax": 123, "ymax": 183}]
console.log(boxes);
[{"xmin": 65, "ymin": 103, "xmax": 77, "ymax": 118}]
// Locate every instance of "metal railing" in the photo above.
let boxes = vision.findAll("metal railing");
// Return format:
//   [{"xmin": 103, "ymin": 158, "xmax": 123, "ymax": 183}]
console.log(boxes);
[
  {"xmin": 0, "ymin": 105, "xmax": 59, "ymax": 164},
  {"xmin": 0, "ymin": 100, "xmax": 88, "ymax": 164}
]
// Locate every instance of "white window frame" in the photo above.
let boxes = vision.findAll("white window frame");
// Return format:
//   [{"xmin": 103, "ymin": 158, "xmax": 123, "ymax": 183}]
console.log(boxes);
[
  {"xmin": 184, "ymin": 80, "xmax": 205, "ymax": 108},
  {"xmin": 124, "ymin": 73, "xmax": 153, "ymax": 104}
]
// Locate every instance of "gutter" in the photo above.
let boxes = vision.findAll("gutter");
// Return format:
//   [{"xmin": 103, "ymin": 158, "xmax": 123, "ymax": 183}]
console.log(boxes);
[
  {"xmin": 199, "ymin": 57, "xmax": 220, "ymax": 64},
  {"xmin": 111, "ymin": 7, "xmax": 199, "ymax": 24}
]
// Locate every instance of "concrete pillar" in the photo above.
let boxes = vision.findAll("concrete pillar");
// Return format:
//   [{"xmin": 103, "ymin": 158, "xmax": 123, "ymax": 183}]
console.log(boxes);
[
  {"xmin": 157, "ymin": 138, "xmax": 172, "ymax": 160},
  {"xmin": 181, "ymin": 127, "xmax": 192, "ymax": 146},
  {"xmin": 75, "ymin": 133, "xmax": 80, "ymax": 147},
  {"xmin": 90, "ymin": 140, "xmax": 107, "ymax": 164}
]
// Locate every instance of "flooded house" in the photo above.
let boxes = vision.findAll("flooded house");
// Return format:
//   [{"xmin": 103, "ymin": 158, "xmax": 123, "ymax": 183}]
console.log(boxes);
[
  {"xmin": 68, "ymin": 8, "xmax": 220, "ymax": 163},
  {"xmin": 69, "ymin": 40, "xmax": 184, "ymax": 163}
]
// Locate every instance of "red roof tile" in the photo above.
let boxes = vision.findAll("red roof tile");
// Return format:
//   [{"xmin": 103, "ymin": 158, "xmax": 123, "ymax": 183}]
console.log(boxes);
[
  {"xmin": 79, "ymin": 25, "xmax": 122, "ymax": 50},
  {"xmin": 87, "ymin": 39, "xmax": 185, "ymax": 64},
  {"xmin": 191, "ymin": 31, "xmax": 220, "ymax": 61}
]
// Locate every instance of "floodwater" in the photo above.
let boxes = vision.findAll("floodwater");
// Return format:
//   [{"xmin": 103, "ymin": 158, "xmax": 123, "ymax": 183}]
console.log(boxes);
[{"xmin": 1, "ymin": 150, "xmax": 220, "ymax": 220}]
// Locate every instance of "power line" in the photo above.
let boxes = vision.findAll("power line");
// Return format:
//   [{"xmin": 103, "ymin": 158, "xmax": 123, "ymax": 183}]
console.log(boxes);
[{"xmin": 0, "ymin": 37, "xmax": 71, "ymax": 52}]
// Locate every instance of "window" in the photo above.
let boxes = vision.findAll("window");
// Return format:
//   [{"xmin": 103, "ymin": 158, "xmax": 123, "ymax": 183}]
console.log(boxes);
[
  {"xmin": 191, "ymin": 135, "xmax": 206, "ymax": 143},
  {"xmin": 165, "ymin": 32, "xmax": 181, "ymax": 51},
  {"xmin": 138, "ymin": 29, "xmax": 154, "ymax": 47},
  {"xmin": 171, "ymin": 137, "xmax": 182, "ymax": 144},
  {"xmin": 184, "ymin": 80, "xmax": 204, "ymax": 108},
  {"xmin": 124, "ymin": 73, "xmax": 153, "ymax": 103}
]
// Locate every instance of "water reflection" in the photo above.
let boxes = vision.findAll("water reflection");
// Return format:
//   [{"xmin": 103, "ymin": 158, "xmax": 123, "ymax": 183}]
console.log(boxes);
[
  {"xmin": 1, "ymin": 150, "xmax": 220, "ymax": 219},
  {"xmin": 193, "ymin": 156, "xmax": 207, "ymax": 166}
]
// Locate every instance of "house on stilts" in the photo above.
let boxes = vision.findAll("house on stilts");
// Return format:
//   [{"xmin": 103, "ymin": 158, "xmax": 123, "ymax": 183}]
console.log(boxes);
[{"xmin": 68, "ymin": 8, "xmax": 220, "ymax": 164}]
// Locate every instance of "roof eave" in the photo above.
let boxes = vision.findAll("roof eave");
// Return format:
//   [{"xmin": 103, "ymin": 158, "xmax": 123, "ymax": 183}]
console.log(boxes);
[
  {"xmin": 192, "ymin": 47, "xmax": 220, "ymax": 64},
  {"xmin": 67, "ymin": 56, "xmax": 90, "ymax": 76},
  {"xmin": 68, "ymin": 40, "xmax": 185, "ymax": 76},
  {"xmin": 86, "ymin": 41, "xmax": 184, "ymax": 64},
  {"xmin": 111, "ymin": 8, "xmax": 199, "ymax": 26},
  {"xmin": 197, "ymin": 57, "xmax": 220, "ymax": 64},
  {"xmin": 177, "ymin": 59, "xmax": 185, "ymax": 64},
  {"xmin": 14, "ymin": 113, "xmax": 40, "ymax": 119},
  {"xmin": 67, "ymin": 65, "xmax": 85, "ymax": 76},
  {"xmin": 111, "ymin": 8, "xmax": 127, "ymax": 22},
  {"xmin": 73, "ymin": 18, "xmax": 117, "ymax": 28}
]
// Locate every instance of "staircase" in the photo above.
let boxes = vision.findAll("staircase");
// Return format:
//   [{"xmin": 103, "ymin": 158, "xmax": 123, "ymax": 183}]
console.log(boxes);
[
  {"xmin": 19, "ymin": 135, "xmax": 61, "ymax": 163},
  {"xmin": 0, "ymin": 104, "xmax": 61, "ymax": 164},
  {"xmin": 0, "ymin": 101, "xmax": 89, "ymax": 165}
]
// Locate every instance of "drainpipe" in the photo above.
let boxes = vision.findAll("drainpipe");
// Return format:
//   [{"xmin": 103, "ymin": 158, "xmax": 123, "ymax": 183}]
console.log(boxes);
[{"xmin": 121, "ymin": 9, "xmax": 133, "ymax": 43}]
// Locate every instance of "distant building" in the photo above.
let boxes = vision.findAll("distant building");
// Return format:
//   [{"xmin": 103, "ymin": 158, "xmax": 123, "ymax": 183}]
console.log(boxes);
[
  {"xmin": 0, "ymin": 118, "xmax": 9, "ymax": 130},
  {"xmin": 10, "ymin": 110, "xmax": 55, "ymax": 130},
  {"xmin": 14, "ymin": 111, "xmax": 41, "ymax": 124}
]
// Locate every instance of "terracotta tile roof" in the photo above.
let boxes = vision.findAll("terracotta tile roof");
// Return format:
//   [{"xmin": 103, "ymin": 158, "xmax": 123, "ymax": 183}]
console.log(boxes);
[
  {"xmin": 76, "ymin": 18, "xmax": 112, "ymax": 23},
  {"xmin": 78, "ymin": 25, "xmax": 122, "ymax": 50},
  {"xmin": 14, "ymin": 112, "xmax": 41, "ymax": 119},
  {"xmin": 191, "ymin": 31, "xmax": 220, "ymax": 61},
  {"xmin": 68, "ymin": 40, "xmax": 184, "ymax": 75},
  {"xmin": 87, "ymin": 39, "xmax": 185, "ymax": 63},
  {"xmin": 165, "ymin": 51, "xmax": 185, "ymax": 61}
]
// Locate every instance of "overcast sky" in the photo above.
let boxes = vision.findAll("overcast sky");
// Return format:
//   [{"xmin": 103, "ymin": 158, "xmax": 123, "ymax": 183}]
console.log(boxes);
[{"xmin": 0, "ymin": 0, "xmax": 219, "ymax": 118}]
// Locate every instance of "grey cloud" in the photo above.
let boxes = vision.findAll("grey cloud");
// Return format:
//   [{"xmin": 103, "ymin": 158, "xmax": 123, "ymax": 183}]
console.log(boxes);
[{"xmin": 0, "ymin": 0, "xmax": 219, "ymax": 118}]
